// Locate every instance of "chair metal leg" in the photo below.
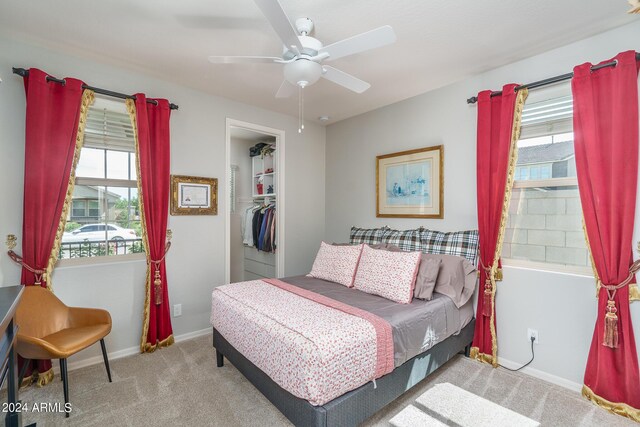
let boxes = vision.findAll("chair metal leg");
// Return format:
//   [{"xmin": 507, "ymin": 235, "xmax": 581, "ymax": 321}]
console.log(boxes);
[
  {"xmin": 60, "ymin": 358, "xmax": 69, "ymax": 418},
  {"xmin": 99, "ymin": 339, "xmax": 112, "ymax": 383},
  {"xmin": 18, "ymin": 358, "xmax": 30, "ymax": 386}
]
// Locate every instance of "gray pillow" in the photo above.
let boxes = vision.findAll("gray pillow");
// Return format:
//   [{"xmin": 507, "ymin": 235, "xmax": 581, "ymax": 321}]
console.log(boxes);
[
  {"xmin": 380, "ymin": 244, "xmax": 441, "ymax": 300},
  {"xmin": 422, "ymin": 253, "xmax": 477, "ymax": 307},
  {"xmin": 413, "ymin": 257, "xmax": 442, "ymax": 300}
]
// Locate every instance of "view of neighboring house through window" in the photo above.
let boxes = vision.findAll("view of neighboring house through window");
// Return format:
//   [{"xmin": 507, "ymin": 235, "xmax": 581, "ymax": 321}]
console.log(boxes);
[
  {"xmin": 61, "ymin": 96, "xmax": 144, "ymax": 259},
  {"xmin": 503, "ymin": 89, "xmax": 590, "ymax": 273}
]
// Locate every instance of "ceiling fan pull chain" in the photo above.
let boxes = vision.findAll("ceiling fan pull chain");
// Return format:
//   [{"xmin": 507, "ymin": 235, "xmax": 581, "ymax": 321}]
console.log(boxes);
[
  {"xmin": 298, "ymin": 85, "xmax": 301, "ymax": 133},
  {"xmin": 298, "ymin": 85, "xmax": 304, "ymax": 133}
]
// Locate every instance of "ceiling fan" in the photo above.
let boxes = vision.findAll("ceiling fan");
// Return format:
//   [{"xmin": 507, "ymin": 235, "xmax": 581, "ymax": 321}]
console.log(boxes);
[{"xmin": 208, "ymin": 0, "xmax": 396, "ymax": 129}]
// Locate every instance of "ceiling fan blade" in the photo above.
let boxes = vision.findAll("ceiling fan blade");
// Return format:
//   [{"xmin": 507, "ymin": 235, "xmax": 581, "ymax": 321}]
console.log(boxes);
[
  {"xmin": 321, "ymin": 66, "xmax": 371, "ymax": 93},
  {"xmin": 253, "ymin": 0, "xmax": 303, "ymax": 51},
  {"xmin": 275, "ymin": 80, "xmax": 295, "ymax": 98},
  {"xmin": 208, "ymin": 56, "xmax": 280, "ymax": 64},
  {"xmin": 320, "ymin": 25, "xmax": 396, "ymax": 62}
]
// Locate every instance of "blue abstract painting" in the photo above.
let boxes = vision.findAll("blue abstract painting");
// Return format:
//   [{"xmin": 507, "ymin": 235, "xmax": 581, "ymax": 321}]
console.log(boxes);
[{"xmin": 385, "ymin": 159, "xmax": 432, "ymax": 206}]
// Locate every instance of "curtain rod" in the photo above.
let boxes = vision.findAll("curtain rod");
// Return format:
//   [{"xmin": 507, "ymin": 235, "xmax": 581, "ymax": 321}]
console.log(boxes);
[
  {"xmin": 466, "ymin": 52, "xmax": 640, "ymax": 104},
  {"xmin": 12, "ymin": 67, "xmax": 179, "ymax": 110}
]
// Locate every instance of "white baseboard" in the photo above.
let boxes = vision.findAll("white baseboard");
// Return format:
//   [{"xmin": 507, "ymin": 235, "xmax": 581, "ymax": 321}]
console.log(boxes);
[
  {"xmin": 60, "ymin": 327, "xmax": 213, "ymax": 374},
  {"xmin": 498, "ymin": 357, "xmax": 582, "ymax": 393}
]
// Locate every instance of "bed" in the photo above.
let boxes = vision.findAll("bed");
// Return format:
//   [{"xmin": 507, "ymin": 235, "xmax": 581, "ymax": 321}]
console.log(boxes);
[{"xmin": 211, "ymin": 274, "xmax": 475, "ymax": 427}]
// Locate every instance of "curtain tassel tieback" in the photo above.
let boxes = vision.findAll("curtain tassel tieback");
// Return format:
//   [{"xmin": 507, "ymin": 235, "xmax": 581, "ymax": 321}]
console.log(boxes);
[
  {"xmin": 479, "ymin": 258, "xmax": 494, "ymax": 318},
  {"xmin": 149, "ymin": 242, "xmax": 171, "ymax": 306},
  {"xmin": 600, "ymin": 259, "xmax": 640, "ymax": 349},
  {"xmin": 7, "ymin": 250, "xmax": 46, "ymax": 285},
  {"xmin": 603, "ymin": 300, "xmax": 618, "ymax": 349}
]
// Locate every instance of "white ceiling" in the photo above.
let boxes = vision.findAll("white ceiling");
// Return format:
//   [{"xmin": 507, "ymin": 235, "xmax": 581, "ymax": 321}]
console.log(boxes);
[{"xmin": 1, "ymin": 1, "xmax": 635, "ymax": 124}]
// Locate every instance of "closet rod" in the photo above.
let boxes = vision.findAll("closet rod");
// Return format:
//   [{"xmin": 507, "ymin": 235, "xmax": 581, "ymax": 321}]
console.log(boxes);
[
  {"xmin": 466, "ymin": 52, "xmax": 640, "ymax": 104},
  {"xmin": 12, "ymin": 67, "xmax": 179, "ymax": 110}
]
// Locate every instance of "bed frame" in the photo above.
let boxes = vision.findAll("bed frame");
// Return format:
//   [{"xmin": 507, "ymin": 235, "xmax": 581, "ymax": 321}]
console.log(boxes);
[{"xmin": 213, "ymin": 319, "xmax": 475, "ymax": 427}]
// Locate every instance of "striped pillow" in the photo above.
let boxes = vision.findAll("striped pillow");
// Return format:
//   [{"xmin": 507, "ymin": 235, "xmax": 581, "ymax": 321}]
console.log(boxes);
[
  {"xmin": 350, "ymin": 226, "xmax": 387, "ymax": 245},
  {"xmin": 381, "ymin": 228, "xmax": 422, "ymax": 252},
  {"xmin": 420, "ymin": 229, "xmax": 479, "ymax": 264}
]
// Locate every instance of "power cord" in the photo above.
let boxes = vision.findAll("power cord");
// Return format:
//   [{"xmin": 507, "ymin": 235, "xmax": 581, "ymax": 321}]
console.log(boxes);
[{"xmin": 499, "ymin": 336, "xmax": 535, "ymax": 372}]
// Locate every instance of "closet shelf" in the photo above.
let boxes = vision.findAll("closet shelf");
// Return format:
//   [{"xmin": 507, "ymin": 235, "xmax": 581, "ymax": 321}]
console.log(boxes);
[
  {"xmin": 254, "ymin": 172, "xmax": 275, "ymax": 178},
  {"xmin": 253, "ymin": 194, "xmax": 276, "ymax": 198}
]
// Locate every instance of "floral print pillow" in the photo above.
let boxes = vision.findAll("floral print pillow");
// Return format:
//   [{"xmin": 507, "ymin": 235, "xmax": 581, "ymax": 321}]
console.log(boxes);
[
  {"xmin": 353, "ymin": 244, "xmax": 421, "ymax": 304},
  {"xmin": 308, "ymin": 242, "xmax": 364, "ymax": 287}
]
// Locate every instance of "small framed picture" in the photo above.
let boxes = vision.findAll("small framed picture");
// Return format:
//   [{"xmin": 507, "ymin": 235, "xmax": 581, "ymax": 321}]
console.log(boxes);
[
  {"xmin": 170, "ymin": 175, "xmax": 218, "ymax": 215},
  {"xmin": 376, "ymin": 145, "xmax": 444, "ymax": 219}
]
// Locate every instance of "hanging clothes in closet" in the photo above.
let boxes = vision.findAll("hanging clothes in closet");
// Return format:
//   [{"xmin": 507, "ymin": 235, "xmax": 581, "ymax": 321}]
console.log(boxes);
[{"xmin": 242, "ymin": 204, "xmax": 276, "ymax": 253}]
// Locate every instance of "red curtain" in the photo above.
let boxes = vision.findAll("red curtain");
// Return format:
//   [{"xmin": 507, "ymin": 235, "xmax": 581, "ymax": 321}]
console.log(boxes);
[
  {"xmin": 471, "ymin": 84, "xmax": 526, "ymax": 366},
  {"xmin": 132, "ymin": 94, "xmax": 174, "ymax": 352},
  {"xmin": 572, "ymin": 50, "xmax": 640, "ymax": 419},
  {"xmin": 20, "ymin": 68, "xmax": 88, "ymax": 384},
  {"xmin": 21, "ymin": 69, "xmax": 85, "ymax": 287}
]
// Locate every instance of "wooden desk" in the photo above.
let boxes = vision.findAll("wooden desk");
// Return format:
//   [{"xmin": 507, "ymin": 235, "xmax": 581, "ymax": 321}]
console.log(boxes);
[{"xmin": 0, "ymin": 286, "xmax": 24, "ymax": 427}]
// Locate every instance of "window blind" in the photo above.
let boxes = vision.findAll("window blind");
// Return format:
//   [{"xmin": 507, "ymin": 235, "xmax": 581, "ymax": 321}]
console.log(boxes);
[
  {"xmin": 520, "ymin": 95, "xmax": 573, "ymax": 139},
  {"xmin": 83, "ymin": 107, "xmax": 135, "ymax": 152}
]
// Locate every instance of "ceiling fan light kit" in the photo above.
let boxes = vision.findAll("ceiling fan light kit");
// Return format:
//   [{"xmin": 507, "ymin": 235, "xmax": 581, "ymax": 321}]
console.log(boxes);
[
  {"xmin": 208, "ymin": 0, "xmax": 397, "ymax": 131},
  {"xmin": 284, "ymin": 60, "xmax": 321, "ymax": 87}
]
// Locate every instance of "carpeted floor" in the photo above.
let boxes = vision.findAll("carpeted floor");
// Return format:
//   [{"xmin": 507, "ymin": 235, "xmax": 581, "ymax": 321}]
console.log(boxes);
[{"xmin": 6, "ymin": 334, "xmax": 635, "ymax": 426}]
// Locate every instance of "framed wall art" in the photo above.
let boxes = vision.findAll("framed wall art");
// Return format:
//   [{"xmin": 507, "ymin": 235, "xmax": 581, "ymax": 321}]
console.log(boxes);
[
  {"xmin": 170, "ymin": 175, "xmax": 218, "ymax": 215},
  {"xmin": 376, "ymin": 145, "xmax": 443, "ymax": 219}
]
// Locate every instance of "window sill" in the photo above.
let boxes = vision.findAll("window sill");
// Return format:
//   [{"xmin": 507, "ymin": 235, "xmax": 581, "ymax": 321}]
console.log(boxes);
[
  {"xmin": 56, "ymin": 253, "xmax": 146, "ymax": 269},
  {"xmin": 501, "ymin": 258, "xmax": 594, "ymax": 278}
]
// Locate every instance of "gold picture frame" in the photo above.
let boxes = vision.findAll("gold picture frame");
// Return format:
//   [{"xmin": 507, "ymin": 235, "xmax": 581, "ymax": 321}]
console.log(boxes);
[
  {"xmin": 170, "ymin": 175, "xmax": 218, "ymax": 215},
  {"xmin": 376, "ymin": 145, "xmax": 444, "ymax": 219}
]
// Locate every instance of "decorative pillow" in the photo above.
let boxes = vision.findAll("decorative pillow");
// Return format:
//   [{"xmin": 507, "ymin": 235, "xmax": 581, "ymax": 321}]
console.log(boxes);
[
  {"xmin": 380, "ymin": 228, "xmax": 422, "ymax": 252},
  {"xmin": 422, "ymin": 253, "xmax": 477, "ymax": 307},
  {"xmin": 382, "ymin": 244, "xmax": 442, "ymax": 300},
  {"xmin": 379, "ymin": 228, "xmax": 400, "ymax": 247},
  {"xmin": 353, "ymin": 245, "xmax": 422, "ymax": 304},
  {"xmin": 309, "ymin": 242, "xmax": 363, "ymax": 287},
  {"xmin": 350, "ymin": 226, "xmax": 387, "ymax": 245},
  {"xmin": 420, "ymin": 229, "xmax": 479, "ymax": 264}
]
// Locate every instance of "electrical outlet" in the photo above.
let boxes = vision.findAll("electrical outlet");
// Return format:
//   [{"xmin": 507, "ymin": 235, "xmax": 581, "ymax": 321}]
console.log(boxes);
[
  {"xmin": 527, "ymin": 328, "xmax": 539, "ymax": 344},
  {"xmin": 173, "ymin": 304, "xmax": 182, "ymax": 317}
]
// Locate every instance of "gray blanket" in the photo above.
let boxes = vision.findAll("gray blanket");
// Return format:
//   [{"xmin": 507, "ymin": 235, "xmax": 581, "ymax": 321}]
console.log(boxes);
[{"xmin": 281, "ymin": 275, "xmax": 474, "ymax": 366}]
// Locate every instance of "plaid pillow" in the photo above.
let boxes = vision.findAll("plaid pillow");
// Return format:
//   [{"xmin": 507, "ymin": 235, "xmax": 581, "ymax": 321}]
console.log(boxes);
[
  {"xmin": 381, "ymin": 228, "xmax": 422, "ymax": 252},
  {"xmin": 420, "ymin": 229, "xmax": 479, "ymax": 264},
  {"xmin": 350, "ymin": 226, "xmax": 387, "ymax": 245}
]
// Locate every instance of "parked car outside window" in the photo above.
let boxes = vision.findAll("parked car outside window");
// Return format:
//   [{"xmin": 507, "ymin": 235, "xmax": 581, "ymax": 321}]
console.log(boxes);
[{"xmin": 62, "ymin": 223, "xmax": 137, "ymax": 243}]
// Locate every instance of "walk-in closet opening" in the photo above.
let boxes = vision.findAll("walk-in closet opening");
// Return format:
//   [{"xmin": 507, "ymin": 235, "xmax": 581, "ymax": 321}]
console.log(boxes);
[{"xmin": 225, "ymin": 119, "xmax": 285, "ymax": 284}]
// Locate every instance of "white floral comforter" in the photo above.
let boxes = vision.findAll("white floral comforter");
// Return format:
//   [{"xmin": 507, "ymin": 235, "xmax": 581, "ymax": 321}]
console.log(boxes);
[{"xmin": 210, "ymin": 279, "xmax": 394, "ymax": 406}]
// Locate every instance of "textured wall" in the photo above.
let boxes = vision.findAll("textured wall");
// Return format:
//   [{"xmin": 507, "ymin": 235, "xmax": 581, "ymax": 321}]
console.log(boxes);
[{"xmin": 504, "ymin": 187, "xmax": 587, "ymax": 266}]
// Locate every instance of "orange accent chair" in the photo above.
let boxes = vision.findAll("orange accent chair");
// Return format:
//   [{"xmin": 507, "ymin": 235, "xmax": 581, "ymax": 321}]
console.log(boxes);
[{"xmin": 15, "ymin": 286, "xmax": 112, "ymax": 417}]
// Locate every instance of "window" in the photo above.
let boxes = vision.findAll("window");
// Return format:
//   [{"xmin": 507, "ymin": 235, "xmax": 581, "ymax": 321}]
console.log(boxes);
[
  {"xmin": 503, "ymin": 87, "xmax": 590, "ymax": 274},
  {"xmin": 72, "ymin": 200, "xmax": 87, "ymax": 217},
  {"xmin": 61, "ymin": 96, "xmax": 143, "ymax": 260}
]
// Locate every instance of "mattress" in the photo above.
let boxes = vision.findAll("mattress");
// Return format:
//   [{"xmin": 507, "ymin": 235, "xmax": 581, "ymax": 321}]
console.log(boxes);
[{"xmin": 210, "ymin": 275, "xmax": 473, "ymax": 405}]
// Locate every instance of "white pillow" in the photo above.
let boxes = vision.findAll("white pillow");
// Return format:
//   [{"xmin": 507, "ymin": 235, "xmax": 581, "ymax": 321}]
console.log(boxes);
[
  {"xmin": 308, "ymin": 242, "xmax": 364, "ymax": 287},
  {"xmin": 353, "ymin": 244, "xmax": 422, "ymax": 304}
]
